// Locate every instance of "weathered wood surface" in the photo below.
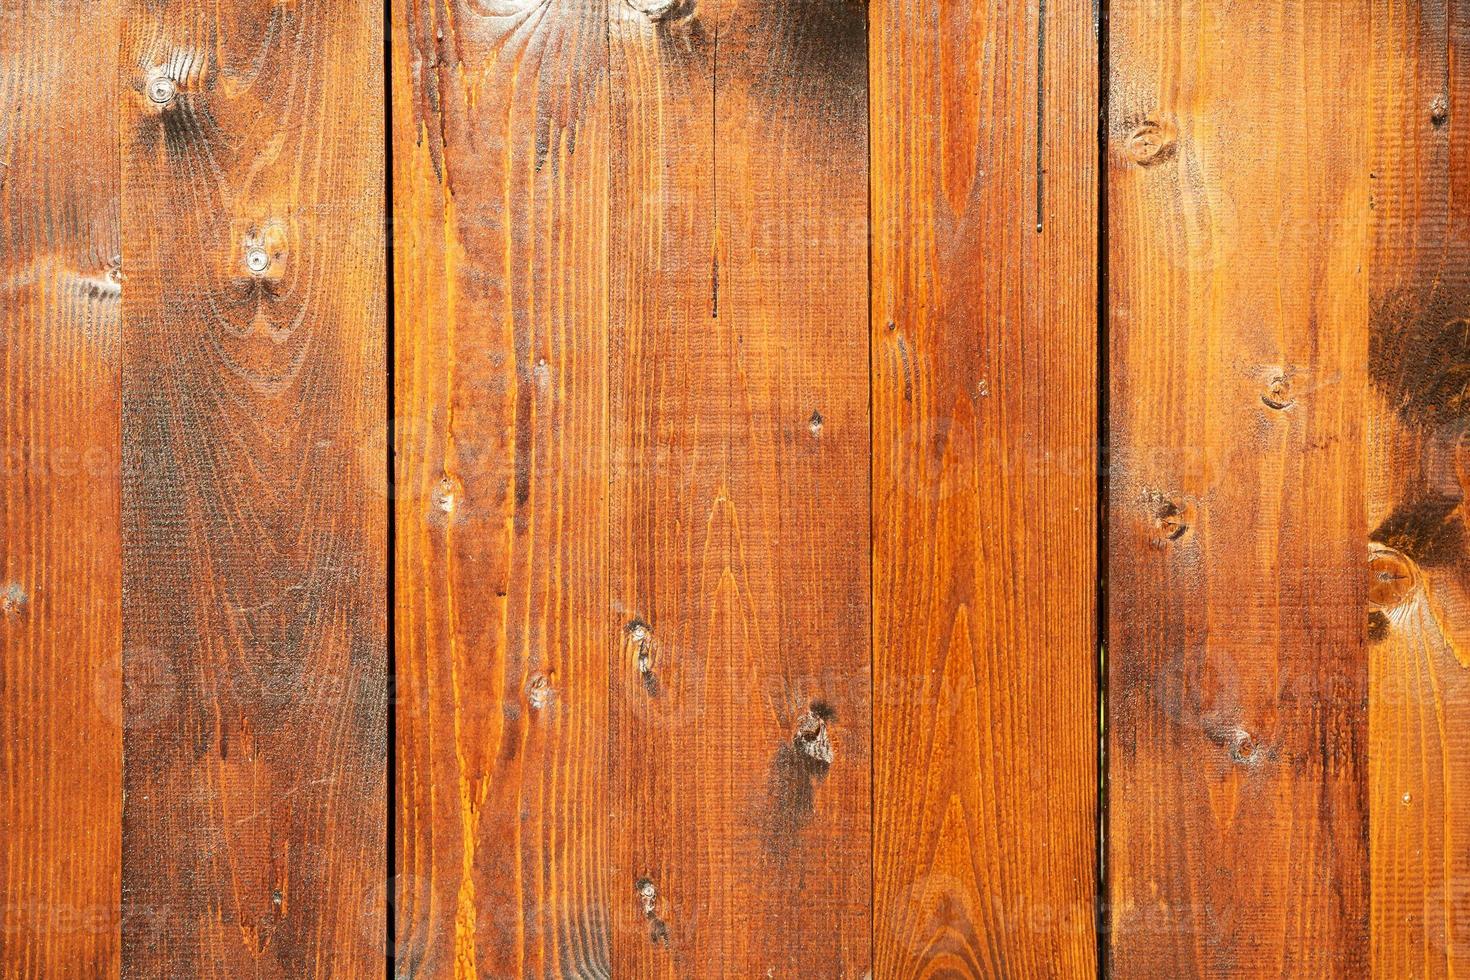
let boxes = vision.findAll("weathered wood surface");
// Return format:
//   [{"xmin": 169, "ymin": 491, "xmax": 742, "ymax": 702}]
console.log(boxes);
[
  {"xmin": 18, "ymin": 1, "xmax": 1470, "ymax": 976},
  {"xmin": 392, "ymin": 0, "xmax": 613, "ymax": 974},
  {"xmin": 396, "ymin": 0, "xmax": 872, "ymax": 974},
  {"xmin": 0, "ymin": 1, "xmax": 123, "ymax": 975},
  {"xmin": 119, "ymin": 1, "xmax": 387, "ymax": 974},
  {"xmin": 870, "ymin": 0, "xmax": 1099, "ymax": 975},
  {"xmin": 1108, "ymin": 0, "xmax": 1371, "ymax": 975},
  {"xmin": 1368, "ymin": 1, "xmax": 1470, "ymax": 974},
  {"xmin": 608, "ymin": 0, "xmax": 870, "ymax": 976},
  {"xmin": 605, "ymin": 0, "xmax": 720, "ymax": 975}
]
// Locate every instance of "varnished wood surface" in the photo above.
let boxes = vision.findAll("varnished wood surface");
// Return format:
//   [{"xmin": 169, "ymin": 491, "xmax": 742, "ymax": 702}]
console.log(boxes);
[
  {"xmin": 0, "ymin": 2, "xmax": 123, "ymax": 975},
  {"xmin": 605, "ymin": 1, "xmax": 719, "ymax": 974},
  {"xmin": 870, "ymin": 0, "xmax": 1099, "ymax": 975},
  {"xmin": 12, "ymin": 1, "xmax": 1470, "ymax": 976},
  {"xmin": 607, "ymin": 1, "xmax": 870, "ymax": 976},
  {"xmin": 1368, "ymin": 0, "xmax": 1470, "ymax": 974},
  {"xmin": 397, "ymin": 0, "xmax": 869, "ymax": 974},
  {"xmin": 1108, "ymin": 1, "xmax": 1371, "ymax": 975},
  {"xmin": 119, "ymin": 1, "xmax": 387, "ymax": 975},
  {"xmin": 392, "ymin": 0, "xmax": 613, "ymax": 974}
]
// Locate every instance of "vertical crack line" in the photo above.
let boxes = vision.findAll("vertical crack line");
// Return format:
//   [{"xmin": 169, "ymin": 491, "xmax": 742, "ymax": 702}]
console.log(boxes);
[
  {"xmin": 1094, "ymin": 0, "xmax": 1110, "ymax": 974},
  {"xmin": 711, "ymin": 24, "xmax": 720, "ymax": 319},
  {"xmin": 1035, "ymin": 0, "xmax": 1048, "ymax": 233},
  {"xmin": 382, "ymin": 0, "xmax": 398, "ymax": 975},
  {"xmin": 858, "ymin": 9, "xmax": 870, "ymax": 980},
  {"xmin": 864, "ymin": 6, "xmax": 876, "ymax": 978}
]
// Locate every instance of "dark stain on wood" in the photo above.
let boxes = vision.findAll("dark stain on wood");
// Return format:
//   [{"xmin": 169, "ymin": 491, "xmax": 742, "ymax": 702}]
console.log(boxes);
[{"xmin": 1371, "ymin": 286, "xmax": 1470, "ymax": 429}]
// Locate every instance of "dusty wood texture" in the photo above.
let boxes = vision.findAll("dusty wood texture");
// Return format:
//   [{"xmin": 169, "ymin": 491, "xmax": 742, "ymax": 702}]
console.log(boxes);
[
  {"xmin": 119, "ymin": 2, "xmax": 387, "ymax": 974},
  {"xmin": 607, "ymin": 0, "xmax": 870, "ymax": 975},
  {"xmin": 0, "ymin": 2, "xmax": 122, "ymax": 975},
  {"xmin": 870, "ymin": 1, "xmax": 1099, "ymax": 975},
  {"xmin": 1108, "ymin": 1, "xmax": 1371, "ymax": 975},
  {"xmin": 391, "ymin": 0, "xmax": 612, "ymax": 975},
  {"xmin": 1368, "ymin": 1, "xmax": 1470, "ymax": 972}
]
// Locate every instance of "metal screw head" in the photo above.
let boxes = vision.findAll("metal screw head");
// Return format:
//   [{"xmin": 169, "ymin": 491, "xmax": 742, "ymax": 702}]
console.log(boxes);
[
  {"xmin": 147, "ymin": 76, "xmax": 176, "ymax": 106},
  {"xmin": 245, "ymin": 246, "xmax": 270, "ymax": 274}
]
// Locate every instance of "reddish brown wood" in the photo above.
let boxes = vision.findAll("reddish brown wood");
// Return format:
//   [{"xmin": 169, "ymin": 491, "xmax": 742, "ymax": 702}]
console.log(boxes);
[
  {"xmin": 870, "ymin": 0, "xmax": 1100, "ymax": 975},
  {"xmin": 1368, "ymin": 0, "xmax": 1470, "ymax": 973},
  {"xmin": 0, "ymin": 2, "xmax": 123, "ymax": 974},
  {"xmin": 391, "ymin": 0, "xmax": 613, "ymax": 974},
  {"xmin": 608, "ymin": 0, "xmax": 871, "ymax": 975},
  {"xmin": 119, "ymin": 2, "xmax": 387, "ymax": 973},
  {"xmin": 1108, "ymin": 1, "xmax": 1371, "ymax": 974}
]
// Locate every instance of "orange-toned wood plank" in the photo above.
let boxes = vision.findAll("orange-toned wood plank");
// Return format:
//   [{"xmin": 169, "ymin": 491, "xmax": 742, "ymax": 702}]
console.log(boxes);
[
  {"xmin": 119, "ymin": 2, "xmax": 387, "ymax": 973},
  {"xmin": 0, "ymin": 2, "xmax": 122, "ymax": 974},
  {"xmin": 1107, "ymin": 1, "xmax": 1371, "ymax": 975},
  {"xmin": 1368, "ymin": 0, "xmax": 1470, "ymax": 972},
  {"xmin": 607, "ymin": 1, "xmax": 870, "ymax": 974},
  {"xmin": 871, "ymin": 0, "xmax": 1099, "ymax": 975},
  {"xmin": 391, "ymin": 0, "xmax": 612, "ymax": 974}
]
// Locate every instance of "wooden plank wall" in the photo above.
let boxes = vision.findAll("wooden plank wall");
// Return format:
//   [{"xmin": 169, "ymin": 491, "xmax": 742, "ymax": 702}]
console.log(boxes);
[
  {"xmin": 0, "ymin": 1, "xmax": 123, "ymax": 975},
  {"xmin": 1368, "ymin": 0, "xmax": 1470, "ymax": 974},
  {"xmin": 870, "ymin": 0, "xmax": 1098, "ymax": 976},
  {"xmin": 12, "ymin": 0, "xmax": 1470, "ymax": 976},
  {"xmin": 119, "ymin": 0, "xmax": 387, "ymax": 974},
  {"xmin": 1108, "ymin": 0, "xmax": 1371, "ymax": 975}
]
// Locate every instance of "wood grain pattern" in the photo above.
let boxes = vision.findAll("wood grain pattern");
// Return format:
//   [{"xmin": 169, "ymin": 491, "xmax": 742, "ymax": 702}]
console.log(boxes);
[
  {"xmin": 1368, "ymin": 0, "xmax": 1470, "ymax": 973},
  {"xmin": 391, "ymin": 0, "xmax": 612, "ymax": 975},
  {"xmin": 22, "ymin": 3, "xmax": 1470, "ymax": 976},
  {"xmin": 119, "ymin": 1, "xmax": 387, "ymax": 974},
  {"xmin": 1108, "ymin": 1, "xmax": 1371, "ymax": 975},
  {"xmin": 608, "ymin": 0, "xmax": 870, "ymax": 975},
  {"xmin": 870, "ymin": 0, "xmax": 1099, "ymax": 975},
  {"xmin": 0, "ymin": 2, "xmax": 122, "ymax": 975}
]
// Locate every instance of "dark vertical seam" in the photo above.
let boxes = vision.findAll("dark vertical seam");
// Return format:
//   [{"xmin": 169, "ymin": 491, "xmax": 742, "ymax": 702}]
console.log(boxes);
[
  {"xmin": 711, "ymin": 23, "xmax": 720, "ymax": 320},
  {"xmin": 603, "ymin": 6, "xmax": 616, "ymax": 979},
  {"xmin": 115, "ymin": 7, "xmax": 128, "ymax": 969},
  {"xmin": 383, "ymin": 0, "xmax": 398, "ymax": 976},
  {"xmin": 1036, "ymin": 0, "xmax": 1048, "ymax": 232},
  {"xmin": 865, "ymin": 1, "xmax": 876, "ymax": 976},
  {"xmin": 1095, "ymin": 0, "xmax": 1111, "ymax": 975}
]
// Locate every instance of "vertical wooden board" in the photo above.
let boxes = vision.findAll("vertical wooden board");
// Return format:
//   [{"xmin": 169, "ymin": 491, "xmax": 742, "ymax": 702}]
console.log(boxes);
[
  {"xmin": 606, "ymin": 2, "xmax": 719, "ymax": 976},
  {"xmin": 713, "ymin": 0, "xmax": 871, "ymax": 970},
  {"xmin": 1107, "ymin": 1, "xmax": 1370, "ymax": 975},
  {"xmin": 119, "ymin": 2, "xmax": 387, "ymax": 974},
  {"xmin": 1368, "ymin": 1, "xmax": 1470, "ymax": 973},
  {"xmin": 0, "ymin": 2, "xmax": 122, "ymax": 975},
  {"xmin": 392, "ymin": 0, "xmax": 611, "ymax": 975},
  {"xmin": 607, "ymin": 0, "xmax": 870, "ymax": 975},
  {"xmin": 871, "ymin": 0, "xmax": 1099, "ymax": 975}
]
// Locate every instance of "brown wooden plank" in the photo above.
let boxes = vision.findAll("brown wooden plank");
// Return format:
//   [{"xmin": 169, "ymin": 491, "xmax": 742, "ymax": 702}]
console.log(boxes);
[
  {"xmin": 1368, "ymin": 0, "xmax": 1470, "ymax": 972},
  {"xmin": 607, "ymin": 0, "xmax": 870, "ymax": 974},
  {"xmin": 1107, "ymin": 1, "xmax": 1371, "ymax": 974},
  {"xmin": 870, "ymin": 0, "xmax": 1099, "ymax": 975},
  {"xmin": 605, "ymin": 4, "xmax": 719, "ymax": 974},
  {"xmin": 0, "ymin": 2, "xmax": 122, "ymax": 974},
  {"xmin": 118, "ymin": 2, "xmax": 387, "ymax": 973},
  {"xmin": 390, "ymin": 0, "xmax": 612, "ymax": 975}
]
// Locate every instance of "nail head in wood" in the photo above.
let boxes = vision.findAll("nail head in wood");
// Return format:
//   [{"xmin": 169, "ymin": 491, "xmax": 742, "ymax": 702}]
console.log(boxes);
[
  {"xmin": 147, "ymin": 76, "xmax": 176, "ymax": 106},
  {"xmin": 245, "ymin": 246, "xmax": 271, "ymax": 275}
]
